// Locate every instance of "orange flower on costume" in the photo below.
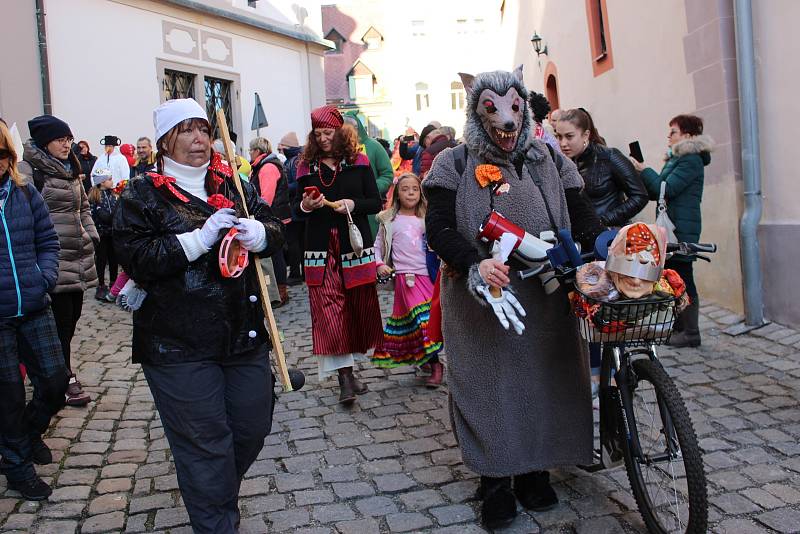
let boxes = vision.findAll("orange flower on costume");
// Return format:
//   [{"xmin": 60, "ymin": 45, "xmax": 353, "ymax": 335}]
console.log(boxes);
[{"xmin": 475, "ymin": 164, "xmax": 503, "ymax": 188}]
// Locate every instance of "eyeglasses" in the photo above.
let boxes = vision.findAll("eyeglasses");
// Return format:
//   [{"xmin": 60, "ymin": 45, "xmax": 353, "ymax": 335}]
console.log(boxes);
[{"xmin": 54, "ymin": 136, "xmax": 74, "ymax": 145}]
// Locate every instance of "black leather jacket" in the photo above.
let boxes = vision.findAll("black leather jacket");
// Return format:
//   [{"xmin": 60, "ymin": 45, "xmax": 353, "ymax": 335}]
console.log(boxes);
[
  {"xmin": 575, "ymin": 143, "xmax": 648, "ymax": 227},
  {"xmin": 113, "ymin": 171, "xmax": 284, "ymax": 365}
]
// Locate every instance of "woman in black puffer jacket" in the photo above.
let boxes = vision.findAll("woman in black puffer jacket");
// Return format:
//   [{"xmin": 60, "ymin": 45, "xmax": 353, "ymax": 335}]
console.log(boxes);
[{"xmin": 555, "ymin": 108, "xmax": 648, "ymax": 227}]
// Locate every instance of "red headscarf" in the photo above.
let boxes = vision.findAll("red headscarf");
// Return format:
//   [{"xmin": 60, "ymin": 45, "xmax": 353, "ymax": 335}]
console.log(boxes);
[{"xmin": 310, "ymin": 105, "xmax": 343, "ymax": 130}]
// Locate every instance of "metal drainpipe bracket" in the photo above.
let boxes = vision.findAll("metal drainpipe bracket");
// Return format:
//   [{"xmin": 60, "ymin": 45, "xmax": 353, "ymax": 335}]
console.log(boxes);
[{"xmin": 723, "ymin": 320, "xmax": 771, "ymax": 336}]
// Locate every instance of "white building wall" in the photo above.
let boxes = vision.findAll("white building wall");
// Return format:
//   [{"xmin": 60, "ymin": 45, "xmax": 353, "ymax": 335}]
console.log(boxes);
[{"xmin": 42, "ymin": 0, "xmax": 324, "ymax": 154}]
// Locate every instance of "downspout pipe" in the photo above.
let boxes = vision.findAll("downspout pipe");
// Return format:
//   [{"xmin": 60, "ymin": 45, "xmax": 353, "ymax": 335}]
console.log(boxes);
[
  {"xmin": 35, "ymin": 0, "xmax": 52, "ymax": 115},
  {"xmin": 733, "ymin": 0, "xmax": 765, "ymax": 326}
]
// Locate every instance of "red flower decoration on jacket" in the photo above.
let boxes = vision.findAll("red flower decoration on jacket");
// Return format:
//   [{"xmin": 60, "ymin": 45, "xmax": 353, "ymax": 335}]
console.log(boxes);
[
  {"xmin": 146, "ymin": 172, "xmax": 190, "ymax": 203},
  {"xmin": 209, "ymin": 152, "xmax": 232, "ymax": 189},
  {"xmin": 113, "ymin": 179, "xmax": 128, "ymax": 196},
  {"xmin": 207, "ymin": 193, "xmax": 234, "ymax": 211}
]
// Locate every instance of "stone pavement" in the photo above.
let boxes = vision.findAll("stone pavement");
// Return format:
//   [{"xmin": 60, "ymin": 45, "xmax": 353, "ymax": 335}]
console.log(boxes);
[{"xmin": 2, "ymin": 285, "xmax": 800, "ymax": 533}]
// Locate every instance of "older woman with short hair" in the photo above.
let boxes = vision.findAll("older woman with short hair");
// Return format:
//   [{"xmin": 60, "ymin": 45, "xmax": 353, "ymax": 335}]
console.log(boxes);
[
  {"xmin": 113, "ymin": 98, "xmax": 284, "ymax": 533},
  {"xmin": 249, "ymin": 136, "xmax": 291, "ymax": 305}
]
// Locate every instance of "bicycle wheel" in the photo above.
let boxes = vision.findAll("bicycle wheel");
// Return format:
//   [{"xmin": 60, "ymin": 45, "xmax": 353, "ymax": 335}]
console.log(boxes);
[{"xmin": 620, "ymin": 358, "xmax": 708, "ymax": 533}]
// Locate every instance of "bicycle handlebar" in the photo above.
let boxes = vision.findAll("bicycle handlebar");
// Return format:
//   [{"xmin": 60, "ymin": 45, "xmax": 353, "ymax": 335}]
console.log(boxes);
[{"xmin": 666, "ymin": 242, "xmax": 717, "ymax": 254}]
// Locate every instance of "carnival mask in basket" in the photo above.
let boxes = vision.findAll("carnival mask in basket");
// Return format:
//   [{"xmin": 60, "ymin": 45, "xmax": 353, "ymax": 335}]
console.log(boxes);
[{"xmin": 605, "ymin": 223, "xmax": 666, "ymax": 299}]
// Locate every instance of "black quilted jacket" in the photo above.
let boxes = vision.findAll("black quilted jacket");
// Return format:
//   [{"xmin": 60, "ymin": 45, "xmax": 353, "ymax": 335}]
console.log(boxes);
[{"xmin": 575, "ymin": 143, "xmax": 648, "ymax": 227}]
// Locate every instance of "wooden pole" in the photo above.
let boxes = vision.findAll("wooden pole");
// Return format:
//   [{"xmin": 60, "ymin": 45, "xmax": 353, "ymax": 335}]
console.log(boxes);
[{"xmin": 215, "ymin": 109, "xmax": 293, "ymax": 392}]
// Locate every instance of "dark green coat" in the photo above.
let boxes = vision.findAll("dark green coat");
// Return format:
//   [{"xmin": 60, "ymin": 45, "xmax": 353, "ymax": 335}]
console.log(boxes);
[{"xmin": 640, "ymin": 135, "xmax": 713, "ymax": 245}]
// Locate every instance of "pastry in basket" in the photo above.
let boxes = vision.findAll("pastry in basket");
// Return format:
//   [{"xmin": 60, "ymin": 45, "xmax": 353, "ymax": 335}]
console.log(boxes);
[
  {"xmin": 605, "ymin": 222, "xmax": 667, "ymax": 298},
  {"xmin": 575, "ymin": 261, "xmax": 619, "ymax": 302}
]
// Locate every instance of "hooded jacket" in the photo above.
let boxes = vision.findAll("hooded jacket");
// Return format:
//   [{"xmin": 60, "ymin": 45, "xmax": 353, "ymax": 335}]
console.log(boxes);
[
  {"xmin": 0, "ymin": 174, "xmax": 60, "ymax": 317},
  {"xmin": 91, "ymin": 147, "xmax": 130, "ymax": 186},
  {"xmin": 575, "ymin": 142, "xmax": 648, "ymax": 227},
  {"xmin": 640, "ymin": 135, "xmax": 713, "ymax": 245},
  {"xmin": 18, "ymin": 140, "xmax": 99, "ymax": 293}
]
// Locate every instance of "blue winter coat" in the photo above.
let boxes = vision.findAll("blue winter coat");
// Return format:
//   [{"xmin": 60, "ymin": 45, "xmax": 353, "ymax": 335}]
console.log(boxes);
[{"xmin": 0, "ymin": 175, "xmax": 60, "ymax": 318}]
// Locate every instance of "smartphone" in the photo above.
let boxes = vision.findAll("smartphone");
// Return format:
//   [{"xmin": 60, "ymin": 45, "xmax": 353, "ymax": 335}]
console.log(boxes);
[
  {"xmin": 629, "ymin": 141, "xmax": 644, "ymax": 163},
  {"xmin": 403, "ymin": 135, "xmax": 415, "ymax": 142},
  {"xmin": 304, "ymin": 186, "xmax": 321, "ymax": 199}
]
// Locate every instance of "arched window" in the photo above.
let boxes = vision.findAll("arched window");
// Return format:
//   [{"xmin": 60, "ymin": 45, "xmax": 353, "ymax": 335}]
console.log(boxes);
[
  {"xmin": 450, "ymin": 81, "xmax": 466, "ymax": 110},
  {"xmin": 415, "ymin": 82, "xmax": 430, "ymax": 111}
]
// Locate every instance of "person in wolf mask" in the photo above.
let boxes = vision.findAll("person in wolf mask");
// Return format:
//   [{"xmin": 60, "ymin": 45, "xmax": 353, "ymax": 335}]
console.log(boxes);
[{"xmin": 423, "ymin": 67, "xmax": 604, "ymax": 529}]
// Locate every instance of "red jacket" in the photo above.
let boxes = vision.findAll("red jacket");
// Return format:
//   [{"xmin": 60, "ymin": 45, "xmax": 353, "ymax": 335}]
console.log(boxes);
[{"xmin": 420, "ymin": 135, "xmax": 456, "ymax": 178}]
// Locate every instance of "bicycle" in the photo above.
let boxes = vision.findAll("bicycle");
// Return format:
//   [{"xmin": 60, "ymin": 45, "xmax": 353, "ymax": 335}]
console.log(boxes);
[{"xmin": 521, "ymin": 237, "xmax": 716, "ymax": 534}]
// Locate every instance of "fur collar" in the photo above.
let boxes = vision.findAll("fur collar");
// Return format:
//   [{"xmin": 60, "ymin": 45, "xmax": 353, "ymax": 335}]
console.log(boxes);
[
  {"xmin": 671, "ymin": 135, "xmax": 714, "ymax": 157},
  {"xmin": 22, "ymin": 140, "xmax": 77, "ymax": 180}
]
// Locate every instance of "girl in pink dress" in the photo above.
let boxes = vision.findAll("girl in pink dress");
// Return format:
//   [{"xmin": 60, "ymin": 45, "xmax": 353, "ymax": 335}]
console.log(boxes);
[{"xmin": 371, "ymin": 173, "xmax": 444, "ymax": 386}]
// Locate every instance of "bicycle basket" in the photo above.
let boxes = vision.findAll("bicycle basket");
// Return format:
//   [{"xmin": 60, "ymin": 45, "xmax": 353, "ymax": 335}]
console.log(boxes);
[{"xmin": 571, "ymin": 290, "xmax": 678, "ymax": 346}]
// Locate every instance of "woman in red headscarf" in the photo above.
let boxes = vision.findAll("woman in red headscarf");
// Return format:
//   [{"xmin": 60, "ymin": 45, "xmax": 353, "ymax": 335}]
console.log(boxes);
[{"xmin": 294, "ymin": 106, "xmax": 383, "ymax": 404}]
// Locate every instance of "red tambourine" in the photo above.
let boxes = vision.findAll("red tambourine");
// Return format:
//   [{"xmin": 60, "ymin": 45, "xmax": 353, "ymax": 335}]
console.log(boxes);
[{"xmin": 219, "ymin": 228, "xmax": 249, "ymax": 278}]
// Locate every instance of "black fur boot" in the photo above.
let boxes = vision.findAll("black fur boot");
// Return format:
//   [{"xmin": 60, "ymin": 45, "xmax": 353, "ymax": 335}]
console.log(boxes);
[
  {"xmin": 478, "ymin": 476, "xmax": 517, "ymax": 530},
  {"xmin": 513, "ymin": 470, "xmax": 558, "ymax": 512}
]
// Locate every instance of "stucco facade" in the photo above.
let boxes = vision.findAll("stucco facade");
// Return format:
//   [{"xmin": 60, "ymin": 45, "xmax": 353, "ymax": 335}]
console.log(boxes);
[
  {"xmin": 502, "ymin": 0, "xmax": 798, "ymax": 325},
  {"xmin": 0, "ymin": 0, "xmax": 328, "ymax": 158}
]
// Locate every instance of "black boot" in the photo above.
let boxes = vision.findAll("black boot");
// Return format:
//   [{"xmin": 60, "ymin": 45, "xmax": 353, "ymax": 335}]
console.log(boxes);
[
  {"xmin": 9, "ymin": 475, "xmax": 52, "ymax": 501},
  {"xmin": 514, "ymin": 470, "xmax": 558, "ymax": 512},
  {"xmin": 30, "ymin": 437, "xmax": 53, "ymax": 465},
  {"xmin": 668, "ymin": 298, "xmax": 700, "ymax": 348},
  {"xmin": 337, "ymin": 368, "xmax": 356, "ymax": 404},
  {"xmin": 479, "ymin": 476, "xmax": 517, "ymax": 530}
]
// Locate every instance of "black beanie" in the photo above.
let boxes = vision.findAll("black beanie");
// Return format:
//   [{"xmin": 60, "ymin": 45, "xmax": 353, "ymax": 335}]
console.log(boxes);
[
  {"xmin": 419, "ymin": 124, "xmax": 437, "ymax": 147},
  {"xmin": 28, "ymin": 115, "xmax": 73, "ymax": 148}
]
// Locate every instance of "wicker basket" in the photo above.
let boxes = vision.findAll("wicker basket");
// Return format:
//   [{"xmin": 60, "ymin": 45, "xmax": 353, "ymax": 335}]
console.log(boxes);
[{"xmin": 573, "ymin": 291, "xmax": 678, "ymax": 346}]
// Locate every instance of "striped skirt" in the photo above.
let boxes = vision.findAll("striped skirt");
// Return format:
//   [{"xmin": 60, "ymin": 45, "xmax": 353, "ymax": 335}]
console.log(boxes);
[
  {"xmin": 371, "ymin": 273, "xmax": 443, "ymax": 368},
  {"xmin": 308, "ymin": 229, "xmax": 383, "ymax": 356}
]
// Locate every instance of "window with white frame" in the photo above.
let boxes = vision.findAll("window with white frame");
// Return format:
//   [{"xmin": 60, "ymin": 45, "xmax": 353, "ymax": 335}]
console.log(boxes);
[
  {"xmin": 349, "ymin": 75, "xmax": 374, "ymax": 101},
  {"xmin": 415, "ymin": 82, "xmax": 430, "ymax": 111},
  {"xmin": 450, "ymin": 81, "xmax": 466, "ymax": 110}
]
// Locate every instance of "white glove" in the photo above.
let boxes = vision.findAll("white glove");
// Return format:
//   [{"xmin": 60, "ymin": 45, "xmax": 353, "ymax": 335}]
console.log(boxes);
[
  {"xmin": 199, "ymin": 208, "xmax": 239, "ymax": 249},
  {"xmin": 476, "ymin": 285, "xmax": 527, "ymax": 335},
  {"xmin": 116, "ymin": 279, "xmax": 147, "ymax": 312},
  {"xmin": 234, "ymin": 217, "xmax": 267, "ymax": 252}
]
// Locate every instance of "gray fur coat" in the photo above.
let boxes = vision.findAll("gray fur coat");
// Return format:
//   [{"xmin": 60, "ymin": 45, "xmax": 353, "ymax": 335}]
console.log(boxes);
[{"xmin": 424, "ymin": 139, "xmax": 593, "ymax": 476}]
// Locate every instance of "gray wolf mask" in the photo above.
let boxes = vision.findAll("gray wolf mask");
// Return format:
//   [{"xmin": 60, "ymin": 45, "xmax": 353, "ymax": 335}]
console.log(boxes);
[{"xmin": 459, "ymin": 66, "xmax": 531, "ymax": 165}]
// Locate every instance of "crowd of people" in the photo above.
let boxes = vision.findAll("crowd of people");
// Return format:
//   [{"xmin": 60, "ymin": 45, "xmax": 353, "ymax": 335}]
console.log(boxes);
[{"xmin": 0, "ymin": 65, "xmax": 713, "ymax": 531}]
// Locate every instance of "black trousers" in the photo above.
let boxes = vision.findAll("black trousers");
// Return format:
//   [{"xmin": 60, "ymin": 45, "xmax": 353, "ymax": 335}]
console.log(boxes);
[
  {"xmin": 95, "ymin": 234, "xmax": 118, "ymax": 287},
  {"xmin": 272, "ymin": 248, "xmax": 288, "ymax": 286},
  {"xmin": 0, "ymin": 309, "xmax": 68, "ymax": 482},
  {"xmin": 143, "ymin": 349, "xmax": 275, "ymax": 534},
  {"xmin": 49, "ymin": 291, "xmax": 84, "ymax": 372},
  {"xmin": 285, "ymin": 220, "xmax": 305, "ymax": 278}
]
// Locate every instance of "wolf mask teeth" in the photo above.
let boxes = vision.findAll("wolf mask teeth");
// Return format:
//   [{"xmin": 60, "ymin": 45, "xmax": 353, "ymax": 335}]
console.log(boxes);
[{"xmin": 458, "ymin": 65, "xmax": 532, "ymax": 163}]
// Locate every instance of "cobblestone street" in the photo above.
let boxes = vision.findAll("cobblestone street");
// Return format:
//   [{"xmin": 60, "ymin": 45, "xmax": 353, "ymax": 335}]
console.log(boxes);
[{"xmin": 2, "ymin": 285, "xmax": 800, "ymax": 533}]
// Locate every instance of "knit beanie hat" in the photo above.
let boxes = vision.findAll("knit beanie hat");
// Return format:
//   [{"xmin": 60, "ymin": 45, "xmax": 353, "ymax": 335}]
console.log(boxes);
[
  {"xmin": 310, "ymin": 106, "xmax": 343, "ymax": 130},
  {"xmin": 28, "ymin": 115, "xmax": 72, "ymax": 148},
  {"xmin": 279, "ymin": 131, "xmax": 300, "ymax": 148},
  {"xmin": 419, "ymin": 123, "xmax": 437, "ymax": 147},
  {"xmin": 153, "ymin": 98, "xmax": 208, "ymax": 143}
]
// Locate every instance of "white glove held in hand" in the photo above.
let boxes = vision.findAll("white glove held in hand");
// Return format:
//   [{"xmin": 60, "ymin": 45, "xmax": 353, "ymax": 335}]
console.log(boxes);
[
  {"xmin": 234, "ymin": 217, "xmax": 267, "ymax": 252},
  {"xmin": 476, "ymin": 285, "xmax": 527, "ymax": 335},
  {"xmin": 199, "ymin": 208, "xmax": 238, "ymax": 249},
  {"xmin": 116, "ymin": 279, "xmax": 147, "ymax": 312}
]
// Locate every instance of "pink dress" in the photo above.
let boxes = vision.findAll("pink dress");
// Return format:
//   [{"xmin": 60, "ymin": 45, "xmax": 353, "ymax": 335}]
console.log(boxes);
[{"xmin": 371, "ymin": 214, "xmax": 443, "ymax": 367}]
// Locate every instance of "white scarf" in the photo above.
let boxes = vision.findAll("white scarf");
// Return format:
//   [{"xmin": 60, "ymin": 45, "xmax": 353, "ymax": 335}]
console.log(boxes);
[{"xmin": 163, "ymin": 156, "xmax": 210, "ymax": 201}]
